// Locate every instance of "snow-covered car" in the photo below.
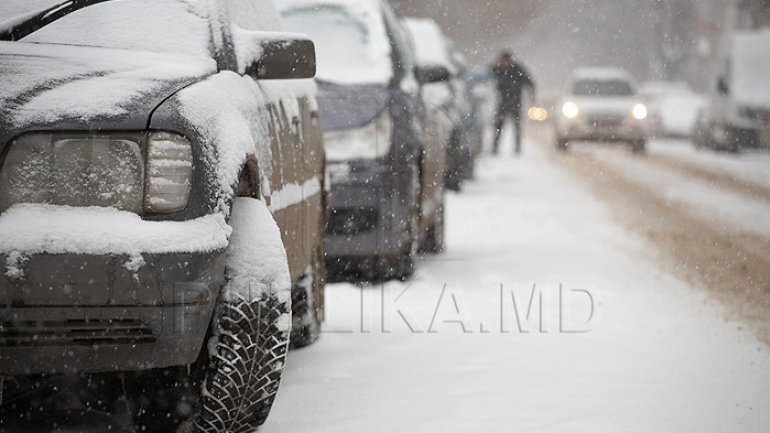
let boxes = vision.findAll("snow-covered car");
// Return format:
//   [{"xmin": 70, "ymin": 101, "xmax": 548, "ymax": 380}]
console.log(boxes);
[
  {"xmin": 556, "ymin": 67, "xmax": 649, "ymax": 153},
  {"xmin": 404, "ymin": 17, "xmax": 475, "ymax": 191},
  {"xmin": 0, "ymin": 0, "xmax": 325, "ymax": 431},
  {"xmin": 280, "ymin": 0, "xmax": 449, "ymax": 281},
  {"xmin": 694, "ymin": 29, "xmax": 770, "ymax": 152},
  {"xmin": 640, "ymin": 81, "xmax": 706, "ymax": 138}
]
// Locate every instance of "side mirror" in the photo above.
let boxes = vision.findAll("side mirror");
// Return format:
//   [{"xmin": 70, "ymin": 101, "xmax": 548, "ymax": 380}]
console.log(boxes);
[
  {"xmin": 249, "ymin": 38, "xmax": 316, "ymax": 80},
  {"xmin": 415, "ymin": 65, "xmax": 451, "ymax": 84},
  {"xmin": 717, "ymin": 76, "xmax": 729, "ymax": 95}
]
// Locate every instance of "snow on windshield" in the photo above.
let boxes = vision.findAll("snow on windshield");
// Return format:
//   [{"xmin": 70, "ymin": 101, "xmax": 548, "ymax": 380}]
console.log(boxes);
[
  {"xmin": 0, "ymin": 0, "xmax": 60, "ymax": 22},
  {"xmin": 573, "ymin": 79, "xmax": 634, "ymax": 97},
  {"xmin": 732, "ymin": 29, "xmax": 770, "ymax": 107},
  {"xmin": 404, "ymin": 18, "xmax": 454, "ymax": 72},
  {"xmin": 279, "ymin": 0, "xmax": 392, "ymax": 85},
  {"xmin": 18, "ymin": 0, "xmax": 213, "ymax": 58}
]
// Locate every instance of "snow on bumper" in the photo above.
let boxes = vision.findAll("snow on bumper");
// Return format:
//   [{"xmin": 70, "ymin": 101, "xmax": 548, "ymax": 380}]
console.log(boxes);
[{"xmin": 0, "ymin": 204, "xmax": 231, "ymax": 375}]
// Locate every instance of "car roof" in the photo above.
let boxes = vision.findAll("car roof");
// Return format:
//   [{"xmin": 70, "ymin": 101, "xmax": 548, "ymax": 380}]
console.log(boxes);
[{"xmin": 570, "ymin": 67, "xmax": 634, "ymax": 82}]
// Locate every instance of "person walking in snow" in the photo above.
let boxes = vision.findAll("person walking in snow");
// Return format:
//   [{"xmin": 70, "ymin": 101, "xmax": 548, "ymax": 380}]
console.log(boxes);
[{"xmin": 491, "ymin": 50, "xmax": 535, "ymax": 155}]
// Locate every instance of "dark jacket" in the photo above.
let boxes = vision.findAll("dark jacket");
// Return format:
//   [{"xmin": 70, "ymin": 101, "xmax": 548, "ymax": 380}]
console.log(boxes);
[{"xmin": 492, "ymin": 62, "xmax": 535, "ymax": 111}]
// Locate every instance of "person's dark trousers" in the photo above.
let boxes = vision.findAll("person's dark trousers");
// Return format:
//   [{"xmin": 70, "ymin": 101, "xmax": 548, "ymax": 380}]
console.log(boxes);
[{"xmin": 493, "ymin": 107, "xmax": 523, "ymax": 155}]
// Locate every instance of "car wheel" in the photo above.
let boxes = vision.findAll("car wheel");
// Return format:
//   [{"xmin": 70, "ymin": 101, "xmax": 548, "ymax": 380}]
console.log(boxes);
[
  {"xmin": 290, "ymin": 247, "xmax": 324, "ymax": 349},
  {"xmin": 189, "ymin": 198, "xmax": 291, "ymax": 433}
]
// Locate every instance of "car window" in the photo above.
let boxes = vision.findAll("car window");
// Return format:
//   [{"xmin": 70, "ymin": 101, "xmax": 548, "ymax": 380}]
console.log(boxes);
[
  {"xmin": 280, "ymin": 2, "xmax": 393, "ymax": 85},
  {"xmin": 573, "ymin": 79, "xmax": 634, "ymax": 97},
  {"xmin": 20, "ymin": 0, "xmax": 213, "ymax": 59}
]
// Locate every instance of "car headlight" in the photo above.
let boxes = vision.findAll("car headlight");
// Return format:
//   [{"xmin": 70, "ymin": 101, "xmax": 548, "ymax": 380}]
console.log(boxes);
[
  {"xmin": 632, "ymin": 103, "xmax": 648, "ymax": 120},
  {"xmin": 144, "ymin": 132, "xmax": 193, "ymax": 214},
  {"xmin": 322, "ymin": 111, "xmax": 392, "ymax": 162},
  {"xmin": 562, "ymin": 102, "xmax": 579, "ymax": 119},
  {"xmin": 0, "ymin": 133, "xmax": 145, "ymax": 214},
  {"xmin": 0, "ymin": 132, "xmax": 193, "ymax": 215}
]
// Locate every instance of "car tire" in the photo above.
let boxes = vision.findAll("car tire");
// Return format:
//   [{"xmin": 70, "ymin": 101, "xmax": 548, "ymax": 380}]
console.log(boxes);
[
  {"xmin": 421, "ymin": 202, "xmax": 446, "ymax": 254},
  {"xmin": 189, "ymin": 198, "xmax": 291, "ymax": 433},
  {"xmin": 290, "ymin": 248, "xmax": 324, "ymax": 349}
]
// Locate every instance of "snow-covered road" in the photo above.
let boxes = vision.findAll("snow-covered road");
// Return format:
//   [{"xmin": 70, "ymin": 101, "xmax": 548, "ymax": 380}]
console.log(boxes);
[{"xmin": 263, "ymin": 136, "xmax": 770, "ymax": 432}]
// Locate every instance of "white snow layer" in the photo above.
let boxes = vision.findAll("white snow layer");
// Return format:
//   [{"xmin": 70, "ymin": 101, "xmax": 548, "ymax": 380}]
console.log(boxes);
[
  {"xmin": 404, "ymin": 18, "xmax": 454, "ymax": 72},
  {"xmin": 0, "ymin": 204, "xmax": 231, "ymax": 257},
  {"xmin": 279, "ymin": 0, "xmax": 393, "ymax": 85},
  {"xmin": 225, "ymin": 198, "xmax": 291, "ymax": 314},
  {"xmin": 21, "ymin": 0, "xmax": 213, "ymax": 58},
  {"xmin": 0, "ymin": 42, "xmax": 216, "ymax": 127}
]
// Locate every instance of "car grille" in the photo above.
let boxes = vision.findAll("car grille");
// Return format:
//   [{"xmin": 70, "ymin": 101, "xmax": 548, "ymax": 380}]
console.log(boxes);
[
  {"xmin": 327, "ymin": 207, "xmax": 379, "ymax": 236},
  {"xmin": 588, "ymin": 115, "xmax": 625, "ymax": 128},
  {"xmin": 0, "ymin": 319, "xmax": 156, "ymax": 347}
]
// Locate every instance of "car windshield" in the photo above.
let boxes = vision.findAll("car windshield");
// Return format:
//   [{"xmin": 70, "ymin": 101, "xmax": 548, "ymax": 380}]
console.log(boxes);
[
  {"xmin": 280, "ymin": 3, "xmax": 393, "ymax": 85},
  {"xmin": 573, "ymin": 79, "xmax": 634, "ymax": 97},
  {"xmin": 1, "ymin": 0, "xmax": 213, "ymax": 58}
]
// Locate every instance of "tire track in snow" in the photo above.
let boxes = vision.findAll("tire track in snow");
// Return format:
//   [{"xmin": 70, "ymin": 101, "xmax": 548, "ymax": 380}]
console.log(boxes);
[
  {"xmin": 645, "ymin": 153, "xmax": 770, "ymax": 204},
  {"xmin": 545, "ymin": 142, "xmax": 770, "ymax": 346}
]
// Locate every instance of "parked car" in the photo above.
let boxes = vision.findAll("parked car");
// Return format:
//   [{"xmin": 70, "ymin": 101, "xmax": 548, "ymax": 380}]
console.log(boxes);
[
  {"xmin": 0, "ymin": 0, "xmax": 325, "ymax": 431},
  {"xmin": 640, "ymin": 81, "xmax": 706, "ymax": 139},
  {"xmin": 404, "ymin": 17, "xmax": 475, "ymax": 191},
  {"xmin": 280, "ymin": 0, "xmax": 450, "ymax": 281},
  {"xmin": 555, "ymin": 67, "xmax": 649, "ymax": 153},
  {"xmin": 694, "ymin": 29, "xmax": 770, "ymax": 152}
]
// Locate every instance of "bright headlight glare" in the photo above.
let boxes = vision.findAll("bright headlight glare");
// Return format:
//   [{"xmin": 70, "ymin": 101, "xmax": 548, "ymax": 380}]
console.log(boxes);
[
  {"xmin": 144, "ymin": 132, "xmax": 193, "ymax": 214},
  {"xmin": 562, "ymin": 102, "xmax": 579, "ymax": 119},
  {"xmin": 323, "ymin": 111, "xmax": 393, "ymax": 162},
  {"xmin": 632, "ymin": 103, "xmax": 648, "ymax": 120}
]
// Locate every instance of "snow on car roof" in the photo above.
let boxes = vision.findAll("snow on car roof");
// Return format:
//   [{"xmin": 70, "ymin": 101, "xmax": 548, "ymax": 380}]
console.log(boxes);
[
  {"xmin": 404, "ymin": 17, "xmax": 454, "ymax": 72},
  {"xmin": 278, "ymin": 0, "xmax": 393, "ymax": 85},
  {"xmin": 732, "ymin": 29, "xmax": 770, "ymax": 107},
  {"xmin": 570, "ymin": 67, "xmax": 634, "ymax": 82}
]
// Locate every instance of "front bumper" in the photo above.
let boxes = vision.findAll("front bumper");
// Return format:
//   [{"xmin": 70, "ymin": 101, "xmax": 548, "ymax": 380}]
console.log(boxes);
[
  {"xmin": 559, "ymin": 115, "xmax": 646, "ymax": 142},
  {"xmin": 324, "ymin": 162, "xmax": 414, "ymax": 259},
  {"xmin": 0, "ymin": 251, "xmax": 225, "ymax": 376}
]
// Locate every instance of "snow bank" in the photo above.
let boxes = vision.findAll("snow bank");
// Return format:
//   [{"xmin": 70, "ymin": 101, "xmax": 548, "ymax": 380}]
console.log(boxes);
[
  {"xmin": 279, "ymin": 0, "xmax": 393, "ymax": 85},
  {"xmin": 0, "ymin": 204, "xmax": 231, "ymax": 257}
]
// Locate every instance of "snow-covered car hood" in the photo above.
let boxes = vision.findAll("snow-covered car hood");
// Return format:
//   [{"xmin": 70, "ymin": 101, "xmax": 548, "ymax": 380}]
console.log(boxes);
[
  {"xmin": 568, "ymin": 97, "xmax": 637, "ymax": 116},
  {"xmin": 0, "ymin": 41, "xmax": 217, "ymax": 145},
  {"xmin": 316, "ymin": 81, "xmax": 390, "ymax": 131}
]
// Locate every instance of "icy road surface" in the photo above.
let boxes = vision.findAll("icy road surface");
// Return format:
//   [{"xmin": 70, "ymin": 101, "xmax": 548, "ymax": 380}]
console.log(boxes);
[{"xmin": 264, "ymin": 136, "xmax": 770, "ymax": 432}]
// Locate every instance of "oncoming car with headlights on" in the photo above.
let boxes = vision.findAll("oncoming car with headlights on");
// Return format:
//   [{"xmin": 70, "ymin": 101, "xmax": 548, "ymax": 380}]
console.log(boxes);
[{"xmin": 555, "ymin": 67, "xmax": 649, "ymax": 153}]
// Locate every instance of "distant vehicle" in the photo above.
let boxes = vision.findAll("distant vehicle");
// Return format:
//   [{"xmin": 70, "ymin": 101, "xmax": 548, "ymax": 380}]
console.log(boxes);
[
  {"xmin": 694, "ymin": 29, "xmax": 770, "ymax": 152},
  {"xmin": 0, "ymin": 0, "xmax": 325, "ymax": 431},
  {"xmin": 640, "ymin": 81, "xmax": 706, "ymax": 138},
  {"xmin": 555, "ymin": 67, "xmax": 649, "ymax": 153},
  {"xmin": 280, "ymin": 0, "xmax": 450, "ymax": 281},
  {"xmin": 404, "ymin": 17, "xmax": 476, "ymax": 191}
]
